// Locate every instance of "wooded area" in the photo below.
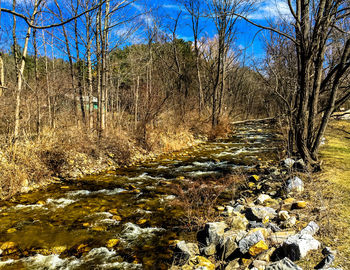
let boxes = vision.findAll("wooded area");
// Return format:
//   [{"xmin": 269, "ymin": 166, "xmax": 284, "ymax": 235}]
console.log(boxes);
[{"xmin": 0, "ymin": 0, "xmax": 349, "ymax": 169}]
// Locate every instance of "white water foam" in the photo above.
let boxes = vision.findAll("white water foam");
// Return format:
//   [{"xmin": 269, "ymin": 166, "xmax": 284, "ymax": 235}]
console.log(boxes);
[
  {"xmin": 93, "ymin": 188, "xmax": 126, "ymax": 196},
  {"xmin": 0, "ymin": 248, "xmax": 142, "ymax": 270},
  {"xmin": 67, "ymin": 190, "xmax": 91, "ymax": 197},
  {"xmin": 12, "ymin": 204, "xmax": 46, "ymax": 210},
  {"xmin": 186, "ymin": 171, "xmax": 218, "ymax": 177},
  {"xmin": 121, "ymin": 222, "xmax": 165, "ymax": 242},
  {"xmin": 46, "ymin": 198, "xmax": 76, "ymax": 208},
  {"xmin": 89, "ymin": 212, "xmax": 113, "ymax": 218}
]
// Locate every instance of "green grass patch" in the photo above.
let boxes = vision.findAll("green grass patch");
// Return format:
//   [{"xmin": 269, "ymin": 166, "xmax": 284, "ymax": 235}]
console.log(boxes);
[{"xmin": 316, "ymin": 120, "xmax": 350, "ymax": 267}]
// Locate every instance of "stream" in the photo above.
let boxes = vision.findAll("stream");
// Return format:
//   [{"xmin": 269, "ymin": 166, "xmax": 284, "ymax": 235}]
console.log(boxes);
[{"xmin": 0, "ymin": 121, "xmax": 282, "ymax": 269}]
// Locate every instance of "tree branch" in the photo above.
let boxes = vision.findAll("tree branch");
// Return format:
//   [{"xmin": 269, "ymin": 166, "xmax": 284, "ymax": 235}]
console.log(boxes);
[
  {"xmin": 0, "ymin": 0, "xmax": 107, "ymax": 29},
  {"xmin": 229, "ymin": 12, "xmax": 297, "ymax": 44}
]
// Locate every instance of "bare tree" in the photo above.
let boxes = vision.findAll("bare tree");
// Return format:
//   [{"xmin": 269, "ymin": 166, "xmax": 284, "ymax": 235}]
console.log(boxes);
[
  {"xmin": 233, "ymin": 0, "xmax": 350, "ymax": 166},
  {"xmin": 207, "ymin": 0, "xmax": 252, "ymax": 127}
]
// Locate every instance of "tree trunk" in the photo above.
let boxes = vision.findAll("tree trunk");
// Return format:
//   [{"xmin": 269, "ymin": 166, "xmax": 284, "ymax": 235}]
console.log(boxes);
[{"xmin": 13, "ymin": 0, "xmax": 38, "ymax": 140}]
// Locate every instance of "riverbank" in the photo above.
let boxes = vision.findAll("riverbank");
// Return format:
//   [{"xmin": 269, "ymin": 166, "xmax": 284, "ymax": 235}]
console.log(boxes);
[
  {"xmin": 0, "ymin": 114, "xmax": 225, "ymax": 199},
  {"xmin": 170, "ymin": 119, "xmax": 349, "ymax": 269}
]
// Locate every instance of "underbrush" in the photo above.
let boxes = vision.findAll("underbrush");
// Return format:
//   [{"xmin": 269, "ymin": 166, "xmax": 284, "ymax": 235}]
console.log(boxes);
[
  {"xmin": 0, "ymin": 110, "xmax": 232, "ymax": 199},
  {"xmin": 169, "ymin": 174, "xmax": 244, "ymax": 232}
]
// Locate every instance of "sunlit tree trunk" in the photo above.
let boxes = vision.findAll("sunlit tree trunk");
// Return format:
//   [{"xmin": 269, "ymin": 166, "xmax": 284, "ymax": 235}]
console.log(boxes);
[{"xmin": 13, "ymin": 0, "xmax": 39, "ymax": 140}]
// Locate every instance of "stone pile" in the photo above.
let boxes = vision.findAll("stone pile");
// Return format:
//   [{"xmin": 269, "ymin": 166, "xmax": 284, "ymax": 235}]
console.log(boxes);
[{"xmin": 170, "ymin": 158, "xmax": 342, "ymax": 270}]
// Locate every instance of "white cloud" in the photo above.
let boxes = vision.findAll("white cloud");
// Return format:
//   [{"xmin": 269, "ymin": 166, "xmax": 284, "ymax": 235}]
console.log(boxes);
[
  {"xmin": 248, "ymin": 0, "xmax": 292, "ymax": 21},
  {"xmin": 162, "ymin": 4, "xmax": 186, "ymax": 12}
]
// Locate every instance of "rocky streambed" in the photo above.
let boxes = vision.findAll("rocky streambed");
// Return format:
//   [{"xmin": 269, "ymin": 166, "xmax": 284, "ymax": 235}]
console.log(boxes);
[
  {"xmin": 170, "ymin": 158, "xmax": 342, "ymax": 270},
  {"xmin": 0, "ymin": 120, "xmax": 332, "ymax": 270}
]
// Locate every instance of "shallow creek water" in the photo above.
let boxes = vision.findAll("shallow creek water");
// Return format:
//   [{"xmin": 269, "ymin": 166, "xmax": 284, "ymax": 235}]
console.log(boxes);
[{"xmin": 0, "ymin": 122, "xmax": 282, "ymax": 269}]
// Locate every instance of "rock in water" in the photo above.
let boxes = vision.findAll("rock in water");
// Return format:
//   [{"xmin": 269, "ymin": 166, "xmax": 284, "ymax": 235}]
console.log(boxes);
[
  {"xmin": 197, "ymin": 222, "xmax": 228, "ymax": 246},
  {"xmin": 286, "ymin": 177, "xmax": 304, "ymax": 193},
  {"xmin": 266, "ymin": 257, "xmax": 302, "ymax": 270}
]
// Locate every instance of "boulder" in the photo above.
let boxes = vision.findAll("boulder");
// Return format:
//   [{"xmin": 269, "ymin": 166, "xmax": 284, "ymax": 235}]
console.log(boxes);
[
  {"xmin": 300, "ymin": 221, "xmax": 319, "ymax": 236},
  {"xmin": 246, "ymin": 206, "xmax": 277, "ymax": 222},
  {"xmin": 224, "ymin": 259, "xmax": 240, "ymax": 270},
  {"xmin": 200, "ymin": 243, "xmax": 216, "ymax": 256},
  {"xmin": 266, "ymin": 257, "xmax": 302, "ymax": 270},
  {"xmin": 252, "ymin": 260, "xmax": 268, "ymax": 269},
  {"xmin": 269, "ymin": 231, "xmax": 296, "ymax": 245},
  {"xmin": 283, "ymin": 233, "xmax": 320, "ymax": 261},
  {"xmin": 256, "ymin": 247, "xmax": 276, "ymax": 262},
  {"xmin": 249, "ymin": 221, "xmax": 265, "ymax": 229},
  {"xmin": 249, "ymin": 240, "xmax": 269, "ymax": 256},
  {"xmin": 267, "ymin": 223, "xmax": 282, "ymax": 232},
  {"xmin": 239, "ymin": 230, "xmax": 265, "ymax": 254},
  {"xmin": 174, "ymin": 241, "xmax": 200, "ymax": 264},
  {"xmin": 217, "ymin": 230, "xmax": 244, "ymax": 260},
  {"xmin": 231, "ymin": 203, "xmax": 245, "ymax": 213},
  {"xmin": 197, "ymin": 222, "xmax": 228, "ymax": 246},
  {"xmin": 225, "ymin": 212, "xmax": 249, "ymax": 230},
  {"xmin": 286, "ymin": 177, "xmax": 304, "ymax": 193}
]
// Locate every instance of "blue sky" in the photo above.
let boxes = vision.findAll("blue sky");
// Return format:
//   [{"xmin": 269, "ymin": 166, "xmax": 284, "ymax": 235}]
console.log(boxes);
[
  {"xmin": 0, "ymin": 0, "xmax": 292, "ymax": 64},
  {"xmin": 131, "ymin": 0, "xmax": 292, "ymax": 62}
]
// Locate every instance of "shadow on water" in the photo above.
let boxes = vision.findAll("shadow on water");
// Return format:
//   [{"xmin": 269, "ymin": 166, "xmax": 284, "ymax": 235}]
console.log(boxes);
[{"xmin": 0, "ymin": 121, "xmax": 282, "ymax": 269}]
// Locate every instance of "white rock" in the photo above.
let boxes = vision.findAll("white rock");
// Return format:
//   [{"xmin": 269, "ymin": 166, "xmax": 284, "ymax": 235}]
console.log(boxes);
[
  {"xmin": 257, "ymin": 194, "xmax": 272, "ymax": 204},
  {"xmin": 284, "ymin": 233, "xmax": 321, "ymax": 261},
  {"xmin": 300, "ymin": 221, "xmax": 319, "ymax": 236},
  {"xmin": 286, "ymin": 177, "xmax": 304, "ymax": 193},
  {"xmin": 284, "ymin": 158, "xmax": 295, "ymax": 168}
]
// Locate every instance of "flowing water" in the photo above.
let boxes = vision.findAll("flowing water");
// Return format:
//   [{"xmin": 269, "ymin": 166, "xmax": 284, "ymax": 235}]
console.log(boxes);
[{"xmin": 0, "ymin": 121, "xmax": 282, "ymax": 269}]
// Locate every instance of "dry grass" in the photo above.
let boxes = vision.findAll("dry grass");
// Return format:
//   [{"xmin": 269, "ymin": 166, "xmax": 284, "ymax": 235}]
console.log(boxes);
[
  {"xmin": 0, "ymin": 110, "xmax": 217, "ymax": 199},
  {"xmin": 169, "ymin": 174, "xmax": 243, "ymax": 232},
  {"xmin": 0, "ymin": 125, "xmax": 140, "ymax": 198},
  {"xmin": 298, "ymin": 120, "xmax": 350, "ymax": 269}
]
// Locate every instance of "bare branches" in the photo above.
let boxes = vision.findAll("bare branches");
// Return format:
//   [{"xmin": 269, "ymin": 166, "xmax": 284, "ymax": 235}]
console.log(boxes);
[
  {"xmin": 229, "ymin": 11, "xmax": 297, "ymax": 44},
  {"xmin": 0, "ymin": 0, "xmax": 107, "ymax": 29}
]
